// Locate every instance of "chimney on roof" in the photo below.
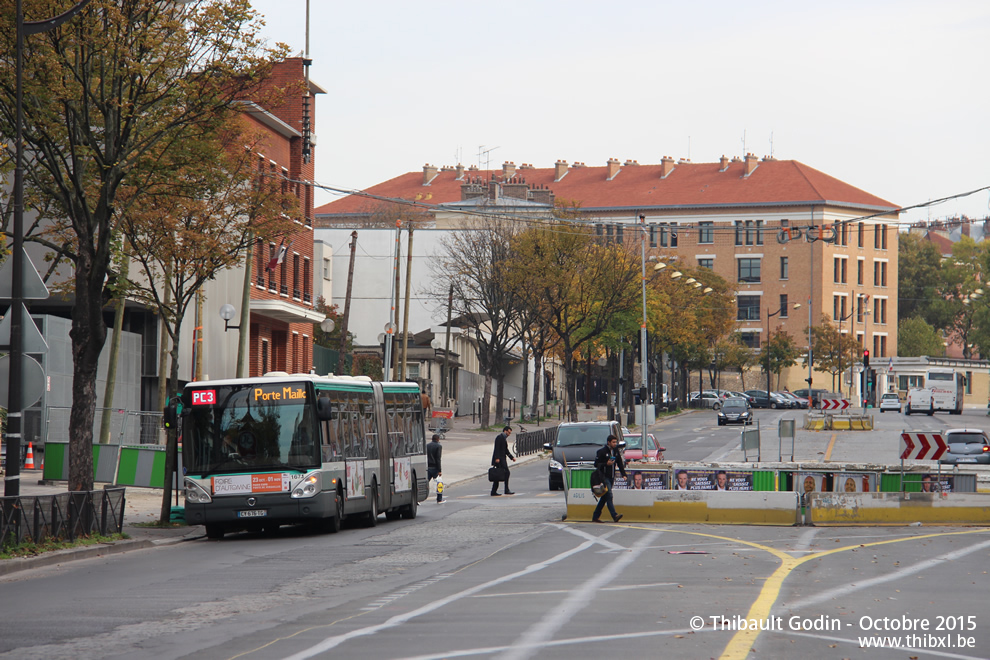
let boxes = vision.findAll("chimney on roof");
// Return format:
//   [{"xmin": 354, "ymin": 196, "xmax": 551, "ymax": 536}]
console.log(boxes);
[
  {"xmin": 519, "ymin": 162, "xmax": 535, "ymax": 170},
  {"xmin": 660, "ymin": 156, "xmax": 675, "ymax": 178},
  {"xmin": 455, "ymin": 163, "xmax": 465, "ymax": 179},
  {"xmin": 624, "ymin": 159, "xmax": 639, "ymax": 166},
  {"xmin": 719, "ymin": 155, "xmax": 729, "ymax": 172},
  {"xmin": 554, "ymin": 160, "xmax": 568, "ymax": 181},
  {"xmin": 606, "ymin": 157, "xmax": 621, "ymax": 181},
  {"xmin": 423, "ymin": 163, "xmax": 438, "ymax": 185},
  {"xmin": 743, "ymin": 153, "xmax": 759, "ymax": 177},
  {"xmin": 502, "ymin": 161, "xmax": 516, "ymax": 179}
]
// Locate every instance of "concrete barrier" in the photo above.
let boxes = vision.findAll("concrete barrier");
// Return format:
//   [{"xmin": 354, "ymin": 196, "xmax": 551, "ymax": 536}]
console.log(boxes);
[
  {"xmin": 804, "ymin": 414, "xmax": 825, "ymax": 431},
  {"xmin": 566, "ymin": 489, "xmax": 800, "ymax": 525},
  {"xmin": 808, "ymin": 492, "xmax": 990, "ymax": 525}
]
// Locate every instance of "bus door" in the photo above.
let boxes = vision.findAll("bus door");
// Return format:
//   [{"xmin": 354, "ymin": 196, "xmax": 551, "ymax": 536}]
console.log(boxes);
[{"xmin": 371, "ymin": 383, "xmax": 393, "ymax": 513}]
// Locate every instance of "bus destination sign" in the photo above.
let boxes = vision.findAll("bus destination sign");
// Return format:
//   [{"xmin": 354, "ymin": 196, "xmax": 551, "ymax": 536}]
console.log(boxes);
[
  {"xmin": 252, "ymin": 384, "xmax": 308, "ymax": 404},
  {"xmin": 190, "ymin": 389, "xmax": 216, "ymax": 406}
]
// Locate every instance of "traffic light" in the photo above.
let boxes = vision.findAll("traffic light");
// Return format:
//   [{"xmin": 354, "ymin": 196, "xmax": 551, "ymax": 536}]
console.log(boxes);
[{"xmin": 863, "ymin": 349, "xmax": 870, "ymax": 368}]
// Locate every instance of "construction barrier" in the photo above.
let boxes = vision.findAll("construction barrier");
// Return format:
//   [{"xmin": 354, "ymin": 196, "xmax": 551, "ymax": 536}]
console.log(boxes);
[
  {"xmin": 566, "ymin": 488, "xmax": 800, "ymax": 525},
  {"xmin": 42, "ymin": 442, "xmax": 119, "ymax": 483},
  {"xmin": 807, "ymin": 492, "xmax": 990, "ymax": 525},
  {"xmin": 115, "ymin": 445, "xmax": 182, "ymax": 488},
  {"xmin": 804, "ymin": 413, "xmax": 826, "ymax": 431}
]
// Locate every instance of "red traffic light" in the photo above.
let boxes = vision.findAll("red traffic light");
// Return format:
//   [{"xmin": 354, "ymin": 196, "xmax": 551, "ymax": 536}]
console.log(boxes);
[{"xmin": 863, "ymin": 349, "xmax": 870, "ymax": 357}]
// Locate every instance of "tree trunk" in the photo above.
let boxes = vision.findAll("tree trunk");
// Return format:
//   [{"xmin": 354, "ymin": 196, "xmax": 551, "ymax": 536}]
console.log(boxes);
[
  {"xmin": 68, "ymin": 260, "xmax": 106, "ymax": 492},
  {"xmin": 160, "ymin": 319, "xmax": 185, "ymax": 523},
  {"xmin": 564, "ymin": 351, "xmax": 578, "ymax": 422},
  {"xmin": 480, "ymin": 372, "xmax": 493, "ymax": 428},
  {"xmin": 530, "ymin": 350, "xmax": 543, "ymax": 419}
]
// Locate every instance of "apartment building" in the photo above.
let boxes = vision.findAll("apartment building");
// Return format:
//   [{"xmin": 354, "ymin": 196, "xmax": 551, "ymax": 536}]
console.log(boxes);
[{"xmin": 316, "ymin": 154, "xmax": 900, "ymax": 378}]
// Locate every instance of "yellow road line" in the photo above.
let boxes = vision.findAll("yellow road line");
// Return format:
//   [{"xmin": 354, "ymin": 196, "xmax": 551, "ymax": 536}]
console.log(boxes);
[
  {"xmin": 717, "ymin": 528, "xmax": 990, "ymax": 659},
  {"xmin": 823, "ymin": 433, "xmax": 837, "ymax": 461}
]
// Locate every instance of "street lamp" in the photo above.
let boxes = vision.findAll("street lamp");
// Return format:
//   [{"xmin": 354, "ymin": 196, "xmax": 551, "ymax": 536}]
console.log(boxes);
[
  {"xmin": 765, "ymin": 302, "xmax": 801, "ymax": 405},
  {"xmin": 838, "ymin": 303, "xmax": 855, "ymax": 397},
  {"xmin": 638, "ymin": 215, "xmax": 649, "ymax": 453}
]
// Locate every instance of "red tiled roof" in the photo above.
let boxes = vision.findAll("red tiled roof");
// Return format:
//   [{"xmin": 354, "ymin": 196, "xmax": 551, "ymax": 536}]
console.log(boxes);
[{"xmin": 315, "ymin": 159, "xmax": 898, "ymax": 217}]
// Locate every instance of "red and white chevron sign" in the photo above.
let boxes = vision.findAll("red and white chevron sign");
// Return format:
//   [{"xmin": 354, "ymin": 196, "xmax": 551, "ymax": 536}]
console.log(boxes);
[
  {"xmin": 820, "ymin": 398, "xmax": 849, "ymax": 411},
  {"xmin": 900, "ymin": 432, "xmax": 948, "ymax": 460}
]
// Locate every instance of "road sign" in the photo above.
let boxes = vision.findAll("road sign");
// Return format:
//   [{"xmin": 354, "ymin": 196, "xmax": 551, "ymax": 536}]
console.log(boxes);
[
  {"xmin": 0, "ymin": 353, "xmax": 45, "ymax": 408},
  {"xmin": 899, "ymin": 432, "xmax": 948, "ymax": 460},
  {"xmin": 820, "ymin": 398, "xmax": 850, "ymax": 411},
  {"xmin": 0, "ymin": 247, "xmax": 50, "ymax": 300}
]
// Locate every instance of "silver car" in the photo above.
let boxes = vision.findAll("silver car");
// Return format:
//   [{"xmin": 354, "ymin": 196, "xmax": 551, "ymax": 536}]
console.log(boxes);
[{"xmin": 939, "ymin": 429, "xmax": 990, "ymax": 465}]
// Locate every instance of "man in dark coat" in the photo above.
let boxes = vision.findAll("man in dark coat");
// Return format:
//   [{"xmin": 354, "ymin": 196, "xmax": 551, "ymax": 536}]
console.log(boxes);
[
  {"xmin": 592, "ymin": 434, "xmax": 626, "ymax": 523},
  {"xmin": 426, "ymin": 433, "xmax": 443, "ymax": 503},
  {"xmin": 490, "ymin": 426, "xmax": 515, "ymax": 496}
]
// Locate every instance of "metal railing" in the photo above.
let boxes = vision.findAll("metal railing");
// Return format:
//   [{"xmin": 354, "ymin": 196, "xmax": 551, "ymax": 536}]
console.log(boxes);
[
  {"xmin": 0, "ymin": 487, "xmax": 126, "ymax": 547},
  {"xmin": 514, "ymin": 426, "xmax": 557, "ymax": 457},
  {"xmin": 45, "ymin": 408, "xmax": 164, "ymax": 446}
]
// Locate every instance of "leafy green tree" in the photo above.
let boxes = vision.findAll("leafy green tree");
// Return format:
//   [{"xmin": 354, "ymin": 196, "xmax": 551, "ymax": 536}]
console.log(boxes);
[
  {"xmin": 507, "ymin": 222, "xmax": 640, "ymax": 421},
  {"xmin": 897, "ymin": 317, "xmax": 946, "ymax": 357},
  {"xmin": 762, "ymin": 330, "xmax": 801, "ymax": 392},
  {"xmin": 0, "ymin": 0, "xmax": 287, "ymax": 492},
  {"xmin": 898, "ymin": 232, "xmax": 954, "ymax": 328}
]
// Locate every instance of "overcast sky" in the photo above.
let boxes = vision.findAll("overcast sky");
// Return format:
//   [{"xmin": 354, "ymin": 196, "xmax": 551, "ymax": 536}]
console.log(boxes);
[{"xmin": 248, "ymin": 0, "xmax": 989, "ymax": 224}]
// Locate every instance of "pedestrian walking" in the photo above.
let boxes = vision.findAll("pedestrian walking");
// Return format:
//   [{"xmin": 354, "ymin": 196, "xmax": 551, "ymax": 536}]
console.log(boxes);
[
  {"xmin": 426, "ymin": 433, "xmax": 444, "ymax": 503},
  {"xmin": 490, "ymin": 426, "xmax": 516, "ymax": 496},
  {"xmin": 591, "ymin": 434, "xmax": 626, "ymax": 523}
]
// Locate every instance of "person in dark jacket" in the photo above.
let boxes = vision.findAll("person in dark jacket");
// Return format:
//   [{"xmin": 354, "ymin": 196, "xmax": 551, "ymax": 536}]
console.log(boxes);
[
  {"xmin": 592, "ymin": 434, "xmax": 626, "ymax": 523},
  {"xmin": 490, "ymin": 426, "xmax": 516, "ymax": 496},
  {"xmin": 426, "ymin": 433, "xmax": 443, "ymax": 503}
]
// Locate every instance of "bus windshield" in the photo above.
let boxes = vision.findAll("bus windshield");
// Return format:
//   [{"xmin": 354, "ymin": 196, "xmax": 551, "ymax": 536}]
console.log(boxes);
[{"xmin": 183, "ymin": 382, "xmax": 319, "ymax": 475}]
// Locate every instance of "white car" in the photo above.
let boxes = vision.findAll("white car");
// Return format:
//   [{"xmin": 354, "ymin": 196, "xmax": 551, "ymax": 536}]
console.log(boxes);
[{"xmin": 879, "ymin": 392, "xmax": 902, "ymax": 413}]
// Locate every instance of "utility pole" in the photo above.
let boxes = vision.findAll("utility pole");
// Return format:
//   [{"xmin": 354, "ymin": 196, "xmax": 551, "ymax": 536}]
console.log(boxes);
[
  {"xmin": 442, "ymin": 284, "xmax": 453, "ymax": 407},
  {"xmin": 338, "ymin": 231, "xmax": 357, "ymax": 374},
  {"xmin": 400, "ymin": 224, "xmax": 414, "ymax": 381}
]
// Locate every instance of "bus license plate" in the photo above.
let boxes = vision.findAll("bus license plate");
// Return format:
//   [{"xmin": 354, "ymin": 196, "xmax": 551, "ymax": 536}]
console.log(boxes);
[{"xmin": 237, "ymin": 509, "xmax": 268, "ymax": 518}]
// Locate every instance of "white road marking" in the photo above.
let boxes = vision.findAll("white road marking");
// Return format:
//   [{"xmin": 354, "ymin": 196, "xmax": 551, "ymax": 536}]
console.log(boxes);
[
  {"xmin": 777, "ymin": 537, "xmax": 990, "ymax": 614},
  {"xmin": 281, "ymin": 535, "xmax": 601, "ymax": 659},
  {"xmin": 499, "ymin": 532, "xmax": 659, "ymax": 660},
  {"xmin": 471, "ymin": 582, "xmax": 679, "ymax": 598}
]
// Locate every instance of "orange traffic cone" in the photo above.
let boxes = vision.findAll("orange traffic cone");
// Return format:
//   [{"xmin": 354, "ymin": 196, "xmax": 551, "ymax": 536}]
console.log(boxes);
[{"xmin": 24, "ymin": 442, "xmax": 35, "ymax": 470}]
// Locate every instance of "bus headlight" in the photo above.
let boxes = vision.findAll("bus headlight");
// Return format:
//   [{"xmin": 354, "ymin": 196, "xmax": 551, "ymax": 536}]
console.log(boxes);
[
  {"xmin": 549, "ymin": 459, "xmax": 563, "ymax": 472},
  {"xmin": 291, "ymin": 472, "xmax": 320, "ymax": 499},
  {"xmin": 184, "ymin": 478, "xmax": 212, "ymax": 504}
]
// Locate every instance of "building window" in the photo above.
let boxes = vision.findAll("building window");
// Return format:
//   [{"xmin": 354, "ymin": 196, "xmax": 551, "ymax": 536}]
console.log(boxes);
[
  {"xmin": 841, "ymin": 259, "xmax": 847, "ymax": 283},
  {"xmin": 698, "ymin": 258, "xmax": 714, "ymax": 269},
  {"xmin": 615, "ymin": 224, "xmax": 623, "ymax": 244},
  {"xmin": 779, "ymin": 294, "xmax": 789, "ymax": 317},
  {"xmin": 738, "ymin": 258, "xmax": 761, "ymax": 283},
  {"xmin": 293, "ymin": 254, "xmax": 301, "ymax": 300},
  {"xmin": 857, "ymin": 296, "xmax": 865, "ymax": 323},
  {"xmin": 756, "ymin": 220, "xmax": 764, "ymax": 245},
  {"xmin": 605, "ymin": 225, "xmax": 613, "ymax": 241},
  {"xmin": 881, "ymin": 224, "xmax": 888, "ymax": 249},
  {"xmin": 880, "ymin": 335, "xmax": 887, "ymax": 358},
  {"xmin": 780, "ymin": 256, "xmax": 788, "ymax": 280},
  {"xmin": 303, "ymin": 258, "xmax": 311, "ymax": 304},
  {"xmin": 649, "ymin": 225, "xmax": 657, "ymax": 248},
  {"xmin": 737, "ymin": 295, "xmax": 761, "ymax": 321},
  {"xmin": 833, "ymin": 295, "xmax": 840, "ymax": 320},
  {"xmin": 262, "ymin": 339, "xmax": 269, "ymax": 374},
  {"xmin": 745, "ymin": 220, "xmax": 755, "ymax": 246},
  {"xmin": 857, "ymin": 258, "xmax": 864, "ymax": 285},
  {"xmin": 669, "ymin": 224, "xmax": 678, "ymax": 247},
  {"xmin": 735, "ymin": 221, "xmax": 743, "ymax": 246},
  {"xmin": 595, "ymin": 224, "xmax": 604, "ymax": 236},
  {"xmin": 323, "ymin": 258, "xmax": 330, "ymax": 280},
  {"xmin": 899, "ymin": 375, "xmax": 924, "ymax": 390},
  {"xmin": 858, "ymin": 222, "xmax": 864, "ymax": 248},
  {"xmin": 658, "ymin": 223, "xmax": 678, "ymax": 248},
  {"xmin": 873, "ymin": 335, "xmax": 879, "ymax": 357},
  {"xmin": 841, "ymin": 222, "xmax": 848, "ymax": 246},
  {"xmin": 881, "ymin": 261, "xmax": 888, "ymax": 287},
  {"xmin": 739, "ymin": 331, "xmax": 760, "ymax": 349},
  {"xmin": 833, "ymin": 257, "xmax": 847, "ymax": 283},
  {"xmin": 874, "ymin": 224, "xmax": 881, "ymax": 249},
  {"xmin": 840, "ymin": 296, "xmax": 847, "ymax": 320},
  {"xmin": 699, "ymin": 221, "xmax": 714, "ymax": 244},
  {"xmin": 873, "ymin": 261, "xmax": 880, "ymax": 286}
]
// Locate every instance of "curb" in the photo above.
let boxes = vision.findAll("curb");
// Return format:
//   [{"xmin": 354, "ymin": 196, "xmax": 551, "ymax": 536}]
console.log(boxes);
[{"xmin": 0, "ymin": 528, "xmax": 204, "ymax": 577}]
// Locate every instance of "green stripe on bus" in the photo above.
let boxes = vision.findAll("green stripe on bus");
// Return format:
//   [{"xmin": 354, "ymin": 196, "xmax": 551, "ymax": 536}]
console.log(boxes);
[
  {"xmin": 314, "ymin": 383, "xmax": 373, "ymax": 393},
  {"xmin": 382, "ymin": 385, "xmax": 419, "ymax": 393}
]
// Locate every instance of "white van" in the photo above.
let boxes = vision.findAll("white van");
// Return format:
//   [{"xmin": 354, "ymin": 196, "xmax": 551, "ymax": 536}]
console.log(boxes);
[{"xmin": 906, "ymin": 388, "xmax": 935, "ymax": 416}]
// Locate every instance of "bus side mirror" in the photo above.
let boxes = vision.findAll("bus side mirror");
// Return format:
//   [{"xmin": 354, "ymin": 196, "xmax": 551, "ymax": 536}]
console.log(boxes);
[{"xmin": 317, "ymin": 396, "xmax": 333, "ymax": 421}]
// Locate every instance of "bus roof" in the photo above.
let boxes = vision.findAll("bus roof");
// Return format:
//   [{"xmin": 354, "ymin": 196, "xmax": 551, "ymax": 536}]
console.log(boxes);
[{"xmin": 183, "ymin": 373, "xmax": 420, "ymax": 393}]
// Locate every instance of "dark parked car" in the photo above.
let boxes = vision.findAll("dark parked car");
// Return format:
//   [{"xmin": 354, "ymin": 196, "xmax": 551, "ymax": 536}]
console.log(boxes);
[
  {"xmin": 792, "ymin": 388, "xmax": 829, "ymax": 408},
  {"xmin": 544, "ymin": 420, "xmax": 623, "ymax": 490},
  {"xmin": 743, "ymin": 390, "xmax": 789, "ymax": 409}
]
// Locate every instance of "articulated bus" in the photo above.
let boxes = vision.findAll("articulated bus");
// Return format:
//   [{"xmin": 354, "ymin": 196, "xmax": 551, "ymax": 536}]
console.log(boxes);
[
  {"xmin": 926, "ymin": 368, "xmax": 965, "ymax": 415},
  {"xmin": 178, "ymin": 372, "xmax": 428, "ymax": 539}
]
